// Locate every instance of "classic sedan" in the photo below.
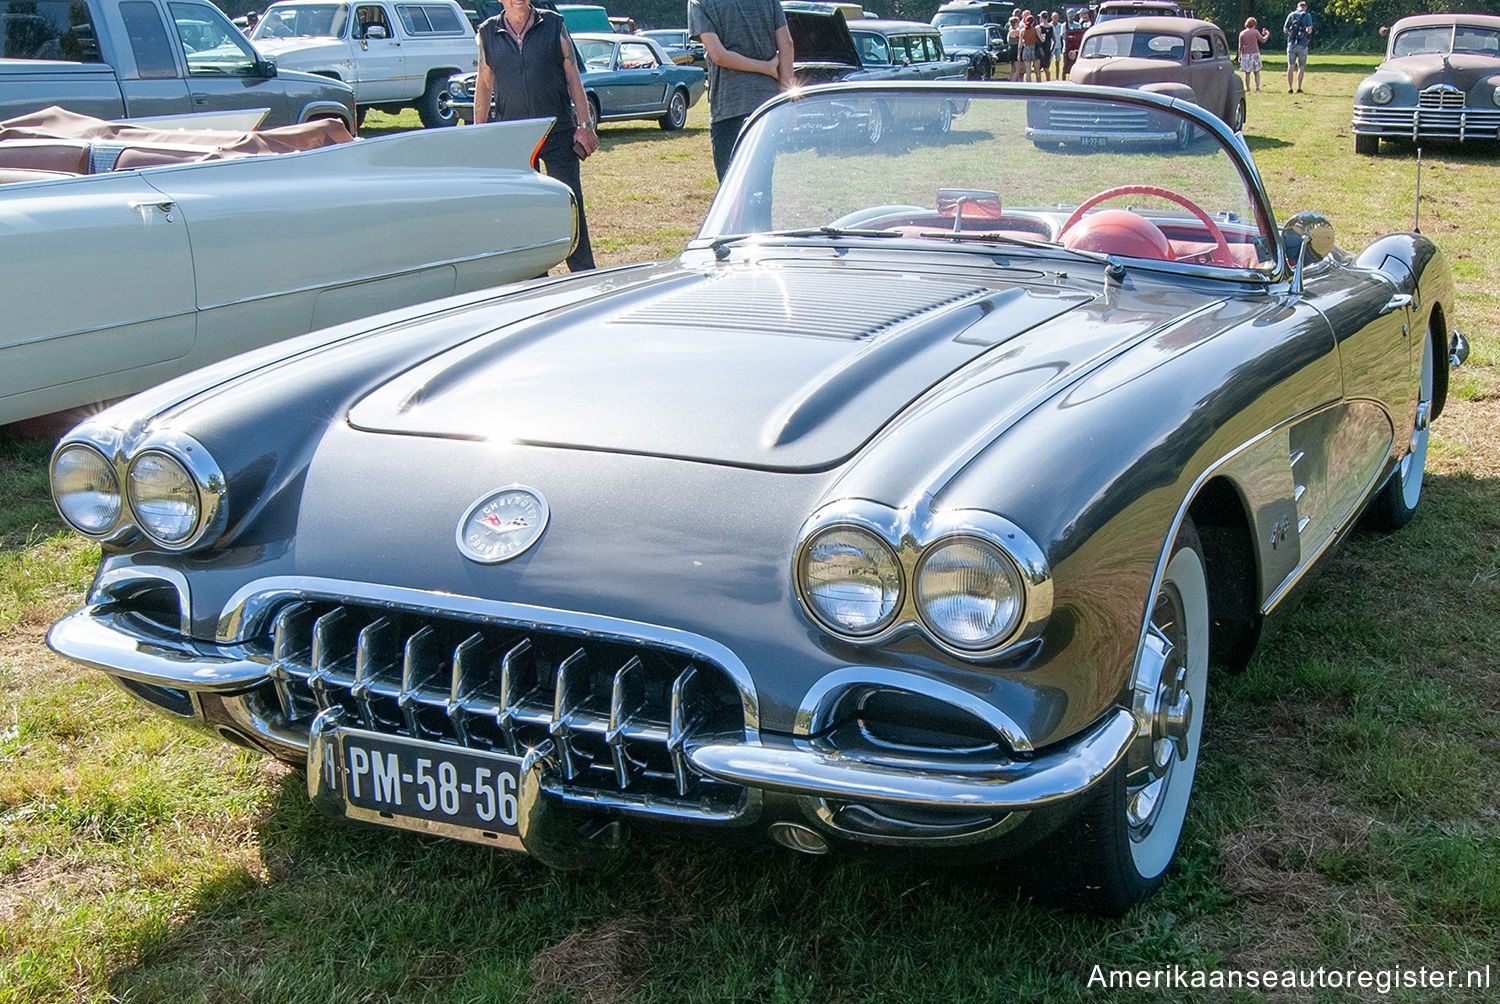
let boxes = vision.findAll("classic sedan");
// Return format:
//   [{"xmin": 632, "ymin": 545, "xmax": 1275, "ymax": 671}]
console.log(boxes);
[
  {"xmin": 0, "ymin": 108, "xmax": 574, "ymax": 425},
  {"xmin": 445, "ymin": 34, "xmax": 705, "ymax": 130},
  {"xmin": 938, "ymin": 23, "xmax": 1009, "ymax": 79},
  {"xmin": 47, "ymin": 83, "xmax": 1465, "ymax": 913},
  {"xmin": 641, "ymin": 28, "xmax": 707, "ymax": 68},
  {"xmin": 1352, "ymin": 14, "xmax": 1500, "ymax": 154},
  {"xmin": 1036, "ymin": 16, "xmax": 1245, "ymax": 145}
]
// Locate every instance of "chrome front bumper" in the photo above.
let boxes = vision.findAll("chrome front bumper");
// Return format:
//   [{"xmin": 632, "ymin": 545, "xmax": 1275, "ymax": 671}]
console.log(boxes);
[{"xmin": 50, "ymin": 596, "xmax": 1135, "ymax": 850}]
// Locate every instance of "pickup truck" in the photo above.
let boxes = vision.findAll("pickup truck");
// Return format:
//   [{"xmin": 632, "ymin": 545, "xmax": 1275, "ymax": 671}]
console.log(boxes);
[
  {"xmin": 0, "ymin": 0, "xmax": 356, "ymax": 129},
  {"xmin": 250, "ymin": 0, "xmax": 477, "ymax": 127}
]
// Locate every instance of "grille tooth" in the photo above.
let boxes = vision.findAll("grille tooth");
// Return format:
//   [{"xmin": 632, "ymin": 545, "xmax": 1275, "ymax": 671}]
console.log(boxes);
[
  {"xmin": 398, "ymin": 625, "xmax": 445, "ymax": 741},
  {"xmin": 350, "ymin": 616, "xmax": 400, "ymax": 730},
  {"xmin": 269, "ymin": 602, "xmax": 316, "ymax": 720},
  {"xmin": 446, "ymin": 632, "xmax": 494, "ymax": 747},
  {"xmin": 309, "ymin": 607, "xmax": 358, "ymax": 712},
  {"xmin": 607, "ymin": 656, "xmax": 647, "ymax": 789},
  {"xmin": 549, "ymin": 648, "xmax": 589, "ymax": 780},
  {"xmin": 255, "ymin": 598, "xmax": 749, "ymax": 813},
  {"xmin": 495, "ymin": 637, "xmax": 533, "ymax": 754}
]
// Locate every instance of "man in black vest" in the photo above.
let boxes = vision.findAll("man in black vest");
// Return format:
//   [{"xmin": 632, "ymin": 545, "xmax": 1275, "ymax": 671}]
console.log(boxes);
[{"xmin": 474, "ymin": 0, "xmax": 597, "ymax": 271}]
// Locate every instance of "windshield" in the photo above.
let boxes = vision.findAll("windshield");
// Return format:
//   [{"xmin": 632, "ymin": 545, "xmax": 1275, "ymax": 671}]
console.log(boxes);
[
  {"xmin": 1081, "ymin": 31, "xmax": 1186, "ymax": 59},
  {"xmin": 1391, "ymin": 24, "xmax": 1500, "ymax": 57},
  {"xmin": 251, "ymin": 3, "xmax": 349, "ymax": 39},
  {"xmin": 941, "ymin": 26, "xmax": 987, "ymax": 46},
  {"xmin": 1096, "ymin": 6, "xmax": 1181, "ymax": 20},
  {"xmin": 698, "ymin": 88, "xmax": 1276, "ymax": 274}
]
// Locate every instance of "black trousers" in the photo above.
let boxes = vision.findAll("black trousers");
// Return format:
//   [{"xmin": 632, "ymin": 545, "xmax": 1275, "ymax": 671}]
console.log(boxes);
[{"xmin": 537, "ymin": 128, "xmax": 595, "ymax": 271}]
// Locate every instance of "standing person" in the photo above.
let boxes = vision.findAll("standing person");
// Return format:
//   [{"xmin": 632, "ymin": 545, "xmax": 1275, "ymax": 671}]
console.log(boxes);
[
  {"xmin": 1006, "ymin": 15, "xmax": 1023, "ymax": 80},
  {"xmin": 689, "ymin": 0, "xmax": 794, "ymax": 181},
  {"xmin": 1237, "ymin": 17, "xmax": 1269, "ymax": 92},
  {"xmin": 474, "ymin": 0, "xmax": 598, "ymax": 271},
  {"xmin": 1036, "ymin": 12, "xmax": 1054, "ymax": 81},
  {"xmin": 1052, "ymin": 11, "xmax": 1065, "ymax": 78},
  {"xmin": 1283, "ymin": 0, "xmax": 1313, "ymax": 93},
  {"xmin": 1020, "ymin": 11, "xmax": 1038, "ymax": 81}
]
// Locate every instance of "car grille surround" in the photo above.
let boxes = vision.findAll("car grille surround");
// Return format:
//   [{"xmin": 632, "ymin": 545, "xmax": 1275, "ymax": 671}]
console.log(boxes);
[
  {"xmin": 1354, "ymin": 88, "xmax": 1500, "ymax": 141},
  {"xmin": 257, "ymin": 597, "xmax": 752, "ymax": 817}
]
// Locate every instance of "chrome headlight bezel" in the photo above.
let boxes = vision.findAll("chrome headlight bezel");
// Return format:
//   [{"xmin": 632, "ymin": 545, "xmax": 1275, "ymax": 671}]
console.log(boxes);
[
  {"xmin": 913, "ymin": 533, "xmax": 1028, "ymax": 651},
  {"xmin": 1369, "ymin": 81, "xmax": 1393, "ymax": 105},
  {"xmin": 50, "ymin": 442, "xmax": 123, "ymax": 537},
  {"xmin": 49, "ymin": 424, "xmax": 227, "ymax": 552},
  {"xmin": 793, "ymin": 501, "xmax": 1052, "ymax": 660},
  {"xmin": 797, "ymin": 522, "xmax": 906, "ymax": 637}
]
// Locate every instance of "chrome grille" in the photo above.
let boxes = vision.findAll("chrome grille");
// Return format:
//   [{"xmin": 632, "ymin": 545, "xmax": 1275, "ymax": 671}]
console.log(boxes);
[
  {"xmin": 1353, "ymin": 103, "xmax": 1500, "ymax": 140},
  {"xmin": 1045, "ymin": 103, "xmax": 1151, "ymax": 131},
  {"xmin": 262, "ymin": 599, "xmax": 749, "ymax": 811},
  {"xmin": 1419, "ymin": 84, "xmax": 1465, "ymax": 109}
]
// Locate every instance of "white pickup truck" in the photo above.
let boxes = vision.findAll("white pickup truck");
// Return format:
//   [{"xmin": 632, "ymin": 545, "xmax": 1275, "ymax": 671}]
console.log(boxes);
[{"xmin": 250, "ymin": 0, "xmax": 476, "ymax": 126}]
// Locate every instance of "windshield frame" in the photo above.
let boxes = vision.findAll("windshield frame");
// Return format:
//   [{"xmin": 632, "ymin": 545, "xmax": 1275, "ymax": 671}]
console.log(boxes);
[{"xmin": 692, "ymin": 81, "xmax": 1284, "ymax": 282}]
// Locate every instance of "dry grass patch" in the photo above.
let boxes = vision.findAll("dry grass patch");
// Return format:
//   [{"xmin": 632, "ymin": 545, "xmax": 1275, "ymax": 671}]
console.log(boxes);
[{"xmin": 527, "ymin": 914, "xmax": 652, "ymax": 1004}]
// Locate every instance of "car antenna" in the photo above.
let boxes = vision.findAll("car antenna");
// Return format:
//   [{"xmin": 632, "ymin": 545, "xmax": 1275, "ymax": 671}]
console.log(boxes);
[{"xmin": 1413, "ymin": 146, "xmax": 1422, "ymax": 233}]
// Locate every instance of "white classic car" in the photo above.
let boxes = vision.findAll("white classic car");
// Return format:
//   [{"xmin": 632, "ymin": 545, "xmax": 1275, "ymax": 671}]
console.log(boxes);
[{"xmin": 0, "ymin": 108, "xmax": 576, "ymax": 425}]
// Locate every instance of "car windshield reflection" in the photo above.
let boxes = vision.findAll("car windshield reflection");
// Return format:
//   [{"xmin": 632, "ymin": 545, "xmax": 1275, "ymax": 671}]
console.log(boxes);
[{"xmin": 699, "ymin": 87, "xmax": 1276, "ymax": 275}]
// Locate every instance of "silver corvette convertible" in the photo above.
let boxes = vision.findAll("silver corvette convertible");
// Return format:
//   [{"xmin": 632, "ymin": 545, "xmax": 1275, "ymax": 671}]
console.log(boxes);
[{"xmin": 47, "ymin": 83, "xmax": 1466, "ymax": 912}]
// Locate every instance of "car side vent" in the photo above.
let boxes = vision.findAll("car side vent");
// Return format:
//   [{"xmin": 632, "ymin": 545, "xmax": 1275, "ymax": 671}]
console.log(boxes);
[{"xmin": 258, "ymin": 599, "xmax": 750, "ymax": 815}]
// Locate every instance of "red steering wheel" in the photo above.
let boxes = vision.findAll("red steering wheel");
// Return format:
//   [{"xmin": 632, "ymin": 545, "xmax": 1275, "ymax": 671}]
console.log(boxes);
[{"xmin": 1060, "ymin": 185, "xmax": 1233, "ymax": 266}]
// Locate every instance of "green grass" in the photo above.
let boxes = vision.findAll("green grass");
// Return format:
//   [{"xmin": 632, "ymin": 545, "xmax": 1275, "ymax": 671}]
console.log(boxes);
[{"xmin": 2, "ymin": 55, "xmax": 1499, "ymax": 1002}]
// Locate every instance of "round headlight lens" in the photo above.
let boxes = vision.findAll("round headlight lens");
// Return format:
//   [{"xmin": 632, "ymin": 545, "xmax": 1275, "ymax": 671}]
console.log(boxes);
[
  {"xmin": 127, "ymin": 451, "xmax": 201, "ymax": 546},
  {"xmin": 915, "ymin": 537, "xmax": 1025, "ymax": 650},
  {"xmin": 800, "ymin": 526, "xmax": 903, "ymax": 636},
  {"xmin": 1370, "ymin": 82, "xmax": 1393, "ymax": 105},
  {"xmin": 1491, "ymin": 85, "xmax": 1500, "ymax": 108},
  {"xmin": 51, "ymin": 445, "xmax": 121, "ymax": 535}
]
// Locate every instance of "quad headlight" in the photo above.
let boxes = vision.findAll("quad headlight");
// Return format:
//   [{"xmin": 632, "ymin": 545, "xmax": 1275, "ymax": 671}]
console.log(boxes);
[
  {"xmin": 128, "ymin": 451, "xmax": 202, "ymax": 546},
  {"xmin": 914, "ymin": 536, "xmax": 1025, "ymax": 650},
  {"xmin": 49, "ymin": 428, "xmax": 226, "ymax": 550},
  {"xmin": 1369, "ymin": 82, "xmax": 1393, "ymax": 105},
  {"xmin": 794, "ymin": 504, "xmax": 1051, "ymax": 657},
  {"xmin": 51, "ymin": 444, "xmax": 122, "ymax": 535},
  {"xmin": 799, "ymin": 525, "xmax": 904, "ymax": 635}
]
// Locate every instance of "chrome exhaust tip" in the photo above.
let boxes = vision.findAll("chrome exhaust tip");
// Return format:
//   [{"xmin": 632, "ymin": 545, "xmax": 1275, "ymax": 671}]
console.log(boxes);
[{"xmin": 768, "ymin": 821, "xmax": 829, "ymax": 855}]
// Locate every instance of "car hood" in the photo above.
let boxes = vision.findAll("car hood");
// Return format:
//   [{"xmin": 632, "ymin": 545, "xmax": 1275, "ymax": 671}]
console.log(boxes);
[
  {"xmin": 786, "ymin": 10, "xmax": 862, "ymax": 68},
  {"xmin": 1071, "ymin": 57, "xmax": 1184, "ymax": 86},
  {"xmin": 346, "ymin": 259, "xmax": 1093, "ymax": 471},
  {"xmin": 255, "ymin": 37, "xmax": 347, "ymax": 62},
  {"xmin": 1375, "ymin": 52, "xmax": 1500, "ymax": 90}
]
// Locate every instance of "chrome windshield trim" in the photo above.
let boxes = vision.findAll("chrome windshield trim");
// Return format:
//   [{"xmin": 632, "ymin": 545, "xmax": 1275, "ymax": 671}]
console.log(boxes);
[{"xmin": 215, "ymin": 575, "xmax": 762, "ymax": 739}]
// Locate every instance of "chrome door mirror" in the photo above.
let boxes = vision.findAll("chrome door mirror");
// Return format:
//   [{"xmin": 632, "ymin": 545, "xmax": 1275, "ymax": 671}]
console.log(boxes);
[{"xmin": 1282, "ymin": 211, "xmax": 1335, "ymax": 264}]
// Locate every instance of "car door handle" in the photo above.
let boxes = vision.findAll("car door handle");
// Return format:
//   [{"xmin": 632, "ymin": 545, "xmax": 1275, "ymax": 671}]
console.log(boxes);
[
  {"xmin": 128, "ymin": 200, "xmax": 177, "ymax": 221},
  {"xmin": 1383, "ymin": 293, "xmax": 1413, "ymax": 312}
]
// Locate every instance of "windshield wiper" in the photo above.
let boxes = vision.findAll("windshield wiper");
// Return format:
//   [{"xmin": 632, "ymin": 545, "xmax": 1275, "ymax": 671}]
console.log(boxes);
[
  {"xmin": 917, "ymin": 230, "xmax": 1129, "ymax": 277},
  {"xmin": 708, "ymin": 227, "xmax": 903, "ymax": 258}
]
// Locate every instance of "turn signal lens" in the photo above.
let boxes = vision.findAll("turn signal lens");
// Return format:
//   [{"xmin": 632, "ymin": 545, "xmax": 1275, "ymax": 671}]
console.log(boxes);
[
  {"xmin": 51, "ymin": 445, "xmax": 121, "ymax": 536},
  {"xmin": 915, "ymin": 537, "xmax": 1025, "ymax": 650},
  {"xmin": 128, "ymin": 451, "xmax": 201, "ymax": 546},
  {"xmin": 800, "ymin": 526, "xmax": 903, "ymax": 636}
]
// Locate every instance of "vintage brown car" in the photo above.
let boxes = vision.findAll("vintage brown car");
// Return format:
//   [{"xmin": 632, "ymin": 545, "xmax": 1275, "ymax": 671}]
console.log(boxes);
[
  {"xmin": 1351, "ymin": 13, "xmax": 1500, "ymax": 154},
  {"xmin": 1032, "ymin": 16, "xmax": 1245, "ymax": 147}
]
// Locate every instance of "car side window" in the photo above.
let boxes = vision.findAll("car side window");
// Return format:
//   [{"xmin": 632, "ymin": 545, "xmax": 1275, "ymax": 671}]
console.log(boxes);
[
  {"xmin": 120, "ymin": 0, "xmax": 178, "ymax": 76},
  {"xmin": 169, "ymin": 2, "xmax": 258, "ymax": 74},
  {"xmin": 0, "ymin": 0, "xmax": 103, "ymax": 61},
  {"xmin": 354, "ymin": 4, "xmax": 392, "ymax": 38},
  {"xmin": 853, "ymin": 32, "xmax": 889, "ymax": 64},
  {"xmin": 1189, "ymin": 34, "xmax": 1209, "ymax": 60},
  {"xmin": 618, "ymin": 40, "xmax": 658, "ymax": 69},
  {"xmin": 1210, "ymin": 32, "xmax": 1227, "ymax": 57}
]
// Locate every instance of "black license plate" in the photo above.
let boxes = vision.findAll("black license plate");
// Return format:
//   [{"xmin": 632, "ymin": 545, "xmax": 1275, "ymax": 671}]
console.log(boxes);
[
  {"xmin": 1082, "ymin": 135, "xmax": 1108, "ymax": 151},
  {"xmin": 339, "ymin": 732, "xmax": 522, "ymax": 837}
]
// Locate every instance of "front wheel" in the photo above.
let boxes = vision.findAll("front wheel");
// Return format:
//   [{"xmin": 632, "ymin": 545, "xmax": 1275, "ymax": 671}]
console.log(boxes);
[
  {"xmin": 1049, "ymin": 518, "xmax": 1209, "ymax": 914},
  {"xmin": 658, "ymin": 87, "xmax": 688, "ymax": 131},
  {"xmin": 416, "ymin": 76, "xmax": 457, "ymax": 128},
  {"xmin": 929, "ymin": 101, "xmax": 954, "ymax": 134},
  {"xmin": 1365, "ymin": 326, "xmax": 1435, "ymax": 530},
  {"xmin": 1354, "ymin": 132, "xmax": 1380, "ymax": 155}
]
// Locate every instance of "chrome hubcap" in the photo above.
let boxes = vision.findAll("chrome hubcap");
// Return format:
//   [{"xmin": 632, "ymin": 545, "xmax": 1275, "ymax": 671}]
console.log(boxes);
[{"xmin": 1126, "ymin": 590, "xmax": 1194, "ymax": 835}]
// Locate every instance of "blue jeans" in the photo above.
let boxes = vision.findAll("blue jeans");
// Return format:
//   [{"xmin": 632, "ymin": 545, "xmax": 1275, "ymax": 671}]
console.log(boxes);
[{"xmin": 710, "ymin": 115, "xmax": 747, "ymax": 181}]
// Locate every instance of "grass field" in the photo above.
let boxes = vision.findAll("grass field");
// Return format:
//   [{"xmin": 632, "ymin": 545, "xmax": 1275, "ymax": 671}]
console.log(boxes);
[{"xmin": 2, "ymin": 55, "xmax": 1497, "ymax": 1002}]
